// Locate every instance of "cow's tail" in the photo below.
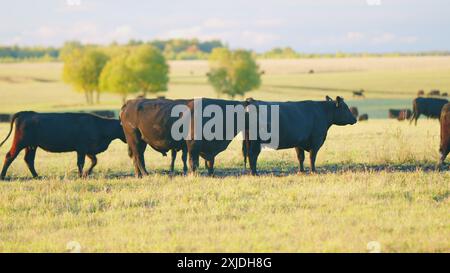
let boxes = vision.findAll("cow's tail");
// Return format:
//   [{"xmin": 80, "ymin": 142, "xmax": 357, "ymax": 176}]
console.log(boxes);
[{"xmin": 0, "ymin": 112, "xmax": 21, "ymax": 147}]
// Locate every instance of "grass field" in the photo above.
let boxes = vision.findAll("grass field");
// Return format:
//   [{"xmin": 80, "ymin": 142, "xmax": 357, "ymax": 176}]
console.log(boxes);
[{"xmin": 0, "ymin": 57, "xmax": 449, "ymax": 252}]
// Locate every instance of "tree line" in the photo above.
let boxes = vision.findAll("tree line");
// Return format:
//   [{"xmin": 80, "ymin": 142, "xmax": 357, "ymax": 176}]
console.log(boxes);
[
  {"xmin": 62, "ymin": 44, "xmax": 262, "ymax": 104},
  {"xmin": 2, "ymin": 40, "xmax": 450, "ymax": 62}
]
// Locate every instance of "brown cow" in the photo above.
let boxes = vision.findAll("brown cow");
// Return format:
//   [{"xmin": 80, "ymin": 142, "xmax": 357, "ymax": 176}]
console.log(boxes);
[
  {"xmin": 119, "ymin": 98, "xmax": 191, "ymax": 177},
  {"xmin": 397, "ymin": 109, "xmax": 412, "ymax": 121},
  {"xmin": 439, "ymin": 103, "xmax": 450, "ymax": 167}
]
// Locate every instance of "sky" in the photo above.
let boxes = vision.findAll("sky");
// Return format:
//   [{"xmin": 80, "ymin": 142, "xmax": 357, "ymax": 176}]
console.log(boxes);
[{"xmin": 1, "ymin": 0, "xmax": 449, "ymax": 53}]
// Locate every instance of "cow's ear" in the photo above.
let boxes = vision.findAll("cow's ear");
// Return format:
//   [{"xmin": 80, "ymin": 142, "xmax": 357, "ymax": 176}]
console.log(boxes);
[
  {"xmin": 326, "ymin": 95, "xmax": 333, "ymax": 102},
  {"xmin": 335, "ymin": 96, "xmax": 343, "ymax": 107}
]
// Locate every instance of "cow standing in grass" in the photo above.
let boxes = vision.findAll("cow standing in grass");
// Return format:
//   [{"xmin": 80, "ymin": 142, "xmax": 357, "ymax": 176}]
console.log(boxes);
[
  {"xmin": 0, "ymin": 111, "xmax": 126, "ymax": 180},
  {"xmin": 410, "ymin": 97, "xmax": 448, "ymax": 125},
  {"xmin": 120, "ymin": 98, "xmax": 191, "ymax": 177},
  {"xmin": 243, "ymin": 96, "xmax": 357, "ymax": 175}
]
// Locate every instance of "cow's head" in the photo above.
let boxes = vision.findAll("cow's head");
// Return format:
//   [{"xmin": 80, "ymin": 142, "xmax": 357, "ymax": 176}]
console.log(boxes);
[{"xmin": 326, "ymin": 96, "xmax": 357, "ymax": 125}]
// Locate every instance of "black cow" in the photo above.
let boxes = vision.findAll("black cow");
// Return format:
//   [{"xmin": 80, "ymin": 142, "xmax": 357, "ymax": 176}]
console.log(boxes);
[
  {"xmin": 243, "ymin": 96, "xmax": 356, "ymax": 175},
  {"xmin": 185, "ymin": 98, "xmax": 247, "ymax": 175},
  {"xmin": 0, "ymin": 111, "xmax": 126, "ymax": 180},
  {"xmin": 410, "ymin": 97, "xmax": 448, "ymax": 125},
  {"xmin": 119, "ymin": 98, "xmax": 191, "ymax": 177}
]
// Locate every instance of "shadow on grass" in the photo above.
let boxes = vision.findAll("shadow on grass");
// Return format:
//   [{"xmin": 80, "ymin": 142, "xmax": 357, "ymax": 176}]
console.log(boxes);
[{"xmin": 1, "ymin": 161, "xmax": 448, "ymax": 182}]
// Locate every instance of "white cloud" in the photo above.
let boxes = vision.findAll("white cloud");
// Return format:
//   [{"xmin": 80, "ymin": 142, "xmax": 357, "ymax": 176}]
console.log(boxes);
[
  {"xmin": 202, "ymin": 18, "xmax": 238, "ymax": 29},
  {"xmin": 253, "ymin": 18, "xmax": 285, "ymax": 28}
]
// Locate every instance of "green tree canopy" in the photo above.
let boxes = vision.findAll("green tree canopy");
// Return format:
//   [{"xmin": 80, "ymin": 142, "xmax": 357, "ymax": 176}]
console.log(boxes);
[
  {"xmin": 127, "ymin": 44, "xmax": 169, "ymax": 97},
  {"xmin": 99, "ymin": 53, "xmax": 140, "ymax": 103},
  {"xmin": 207, "ymin": 48, "xmax": 261, "ymax": 98},
  {"xmin": 62, "ymin": 48, "xmax": 109, "ymax": 104}
]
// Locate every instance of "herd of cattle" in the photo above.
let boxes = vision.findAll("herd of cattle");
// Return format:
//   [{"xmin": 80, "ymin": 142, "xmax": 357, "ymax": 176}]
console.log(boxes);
[{"xmin": 0, "ymin": 95, "xmax": 448, "ymax": 180}]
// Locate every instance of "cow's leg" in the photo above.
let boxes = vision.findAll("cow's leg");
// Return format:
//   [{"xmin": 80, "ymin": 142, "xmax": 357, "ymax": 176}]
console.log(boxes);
[
  {"xmin": 187, "ymin": 142, "xmax": 200, "ymax": 173},
  {"xmin": 1, "ymin": 142, "xmax": 25, "ymax": 180},
  {"xmin": 181, "ymin": 146, "xmax": 188, "ymax": 175},
  {"xmin": 84, "ymin": 154, "xmax": 97, "ymax": 177},
  {"xmin": 248, "ymin": 141, "xmax": 261, "ymax": 176},
  {"xmin": 76, "ymin": 152, "xmax": 86, "ymax": 178},
  {"xmin": 411, "ymin": 112, "xmax": 420, "ymax": 126},
  {"xmin": 206, "ymin": 158, "xmax": 215, "ymax": 176},
  {"xmin": 309, "ymin": 149, "xmax": 318, "ymax": 173},
  {"xmin": 24, "ymin": 147, "xmax": 38, "ymax": 178},
  {"xmin": 136, "ymin": 140, "xmax": 148, "ymax": 176},
  {"xmin": 295, "ymin": 147, "xmax": 305, "ymax": 173},
  {"xmin": 439, "ymin": 150, "xmax": 448, "ymax": 168},
  {"xmin": 170, "ymin": 149, "xmax": 177, "ymax": 174},
  {"xmin": 126, "ymin": 133, "xmax": 147, "ymax": 178}
]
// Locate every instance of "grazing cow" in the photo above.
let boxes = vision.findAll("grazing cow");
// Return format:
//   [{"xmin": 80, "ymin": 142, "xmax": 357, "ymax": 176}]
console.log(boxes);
[
  {"xmin": 349, "ymin": 107, "xmax": 359, "ymax": 118},
  {"xmin": 358, "ymin": 114, "xmax": 369, "ymax": 121},
  {"xmin": 417, "ymin": 90, "xmax": 425, "ymax": 97},
  {"xmin": 410, "ymin": 97, "xmax": 448, "ymax": 125},
  {"xmin": 0, "ymin": 112, "xmax": 126, "ymax": 180},
  {"xmin": 185, "ymin": 98, "xmax": 247, "ymax": 175},
  {"xmin": 388, "ymin": 109, "xmax": 412, "ymax": 120},
  {"xmin": 353, "ymin": 89, "xmax": 365, "ymax": 98},
  {"xmin": 120, "ymin": 98, "xmax": 191, "ymax": 177},
  {"xmin": 439, "ymin": 103, "xmax": 450, "ymax": 167},
  {"xmin": 428, "ymin": 90, "xmax": 440, "ymax": 96},
  {"xmin": 243, "ymin": 96, "xmax": 356, "ymax": 175}
]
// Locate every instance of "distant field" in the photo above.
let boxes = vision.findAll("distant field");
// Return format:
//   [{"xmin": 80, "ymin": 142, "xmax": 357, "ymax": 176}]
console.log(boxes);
[
  {"xmin": 0, "ymin": 58, "xmax": 448, "ymax": 253},
  {"xmin": 1, "ymin": 57, "xmax": 450, "ymax": 116}
]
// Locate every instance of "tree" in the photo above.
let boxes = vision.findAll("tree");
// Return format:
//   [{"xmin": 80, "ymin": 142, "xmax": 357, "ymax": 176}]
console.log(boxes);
[
  {"xmin": 207, "ymin": 48, "xmax": 262, "ymax": 98},
  {"xmin": 62, "ymin": 48, "xmax": 109, "ymax": 104},
  {"xmin": 99, "ymin": 53, "xmax": 140, "ymax": 103},
  {"xmin": 127, "ymin": 44, "xmax": 169, "ymax": 97}
]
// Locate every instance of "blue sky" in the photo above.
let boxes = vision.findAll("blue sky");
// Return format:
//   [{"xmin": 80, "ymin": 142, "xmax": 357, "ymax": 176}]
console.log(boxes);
[{"xmin": 1, "ymin": 0, "xmax": 449, "ymax": 52}]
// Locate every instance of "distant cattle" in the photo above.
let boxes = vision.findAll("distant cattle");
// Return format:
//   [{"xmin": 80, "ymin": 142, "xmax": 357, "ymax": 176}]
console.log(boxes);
[
  {"xmin": 349, "ymin": 107, "xmax": 359, "ymax": 118},
  {"xmin": 353, "ymin": 90, "xmax": 365, "ymax": 98},
  {"xmin": 388, "ymin": 109, "xmax": 412, "ymax": 120},
  {"xmin": 0, "ymin": 114, "xmax": 11, "ymax": 123},
  {"xmin": 243, "ymin": 96, "xmax": 356, "ymax": 175},
  {"xmin": 442, "ymin": 92, "xmax": 448, "ymax": 97},
  {"xmin": 120, "ymin": 98, "xmax": 191, "ymax": 177},
  {"xmin": 439, "ymin": 103, "xmax": 450, "ymax": 167},
  {"xmin": 358, "ymin": 114, "xmax": 369, "ymax": 121},
  {"xmin": 397, "ymin": 109, "xmax": 412, "ymax": 121},
  {"xmin": 428, "ymin": 90, "xmax": 440, "ymax": 96},
  {"xmin": 308, "ymin": 69, "xmax": 314, "ymax": 74},
  {"xmin": 417, "ymin": 90, "xmax": 425, "ymax": 97},
  {"xmin": 410, "ymin": 97, "xmax": 448, "ymax": 125},
  {"xmin": 0, "ymin": 112, "xmax": 126, "ymax": 180}
]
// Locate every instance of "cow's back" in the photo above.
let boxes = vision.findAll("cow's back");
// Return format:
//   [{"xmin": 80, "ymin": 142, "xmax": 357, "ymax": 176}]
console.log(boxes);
[
  {"xmin": 22, "ymin": 113, "xmax": 102, "ymax": 152},
  {"xmin": 415, "ymin": 97, "xmax": 449, "ymax": 118},
  {"xmin": 252, "ymin": 100, "xmax": 326, "ymax": 150}
]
